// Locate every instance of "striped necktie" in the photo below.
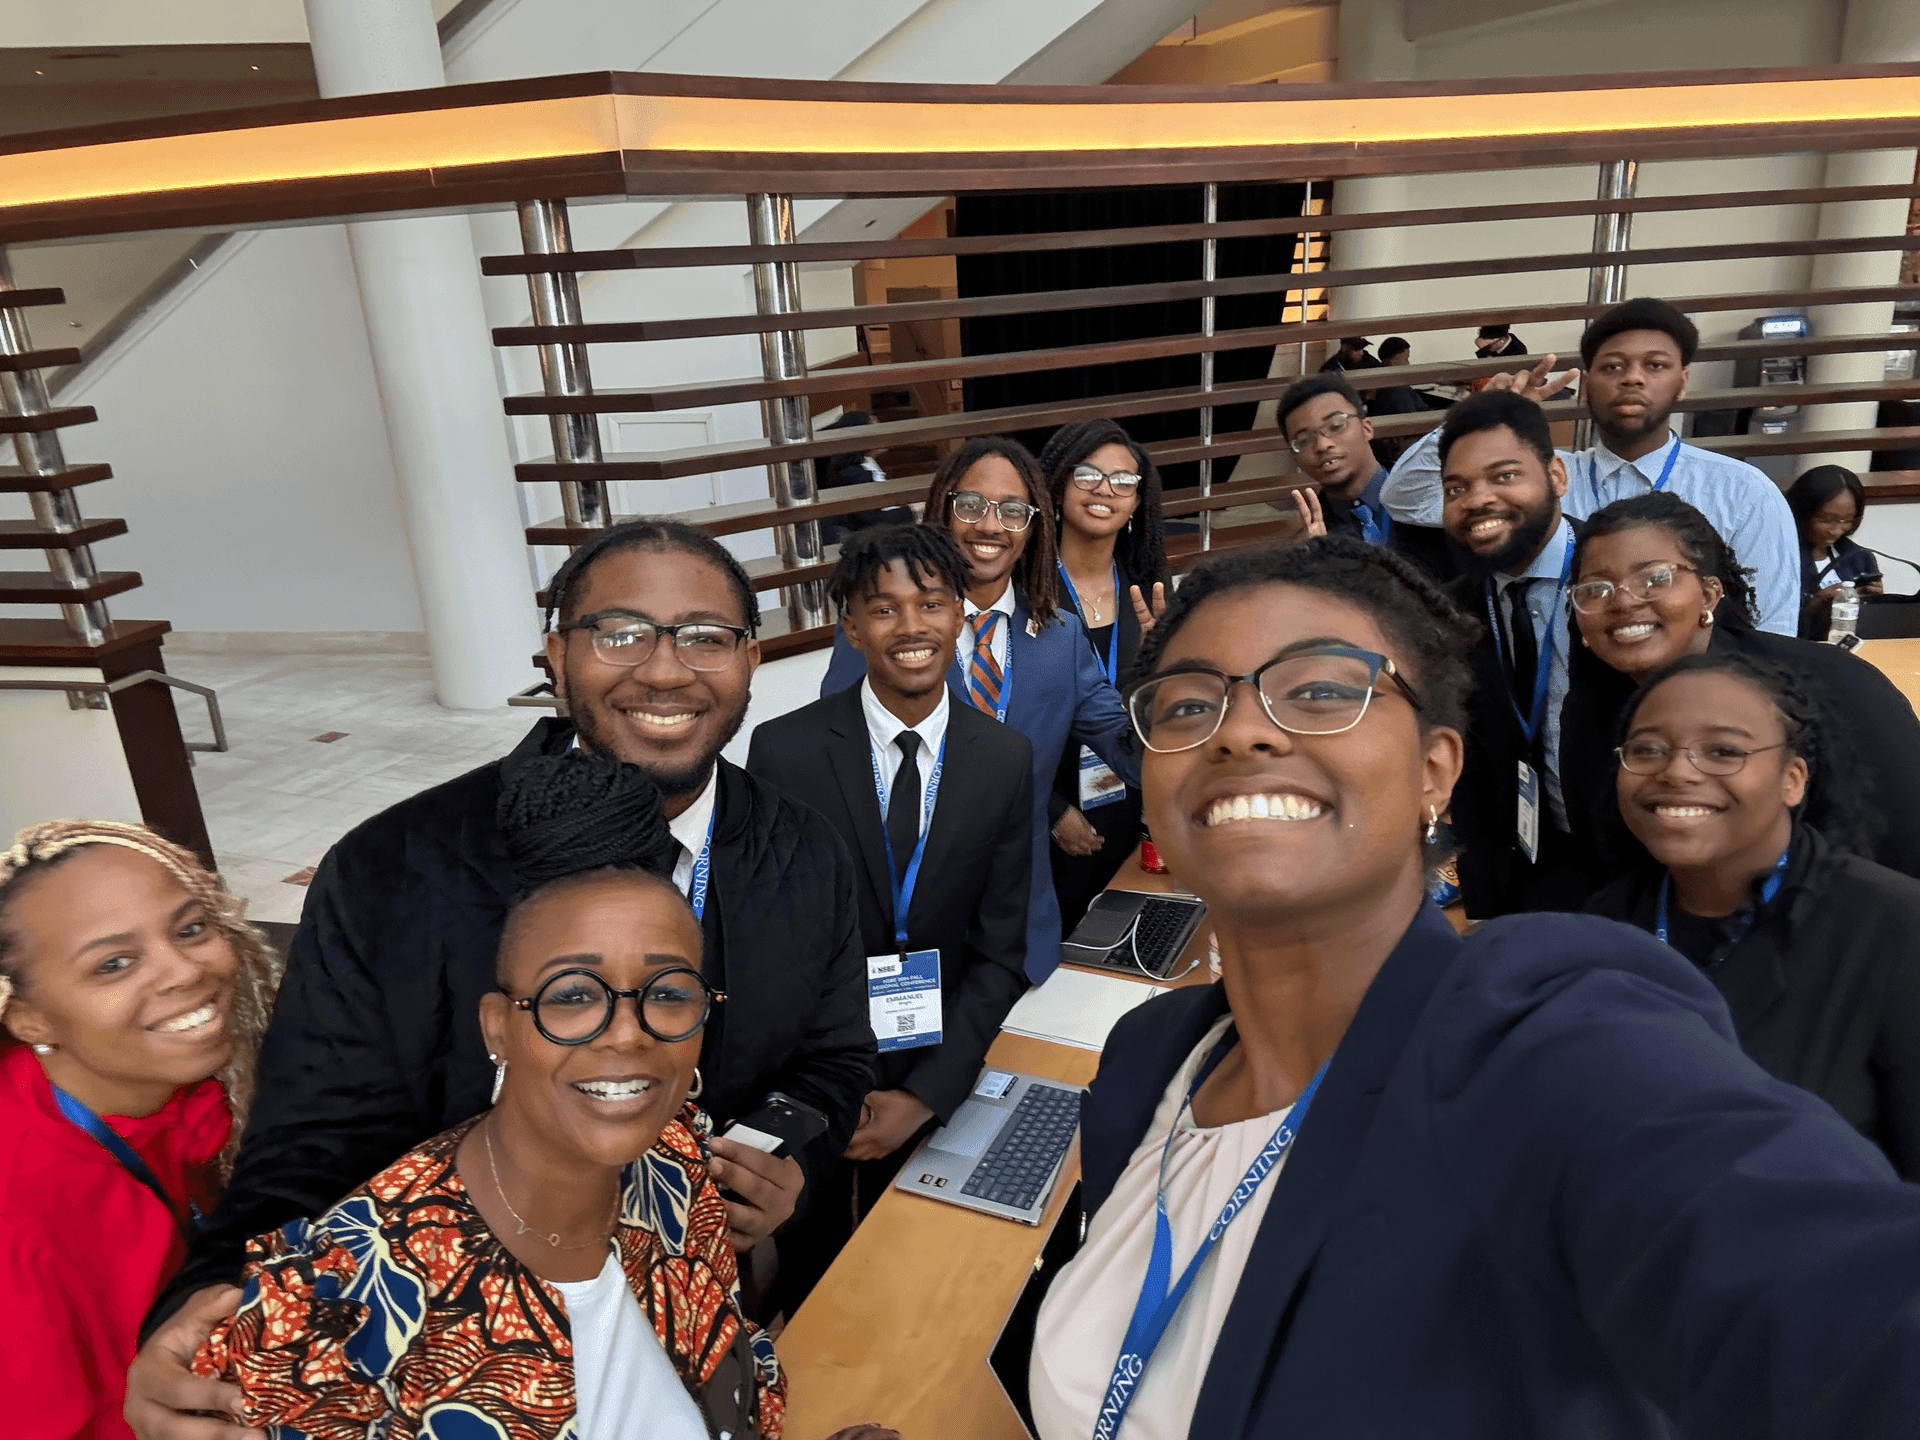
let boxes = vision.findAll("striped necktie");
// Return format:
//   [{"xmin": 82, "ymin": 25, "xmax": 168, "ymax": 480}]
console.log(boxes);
[{"xmin": 967, "ymin": 610, "xmax": 1004, "ymax": 715}]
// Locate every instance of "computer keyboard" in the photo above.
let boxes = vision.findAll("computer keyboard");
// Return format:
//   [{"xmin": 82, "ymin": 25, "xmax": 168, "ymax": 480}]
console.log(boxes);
[
  {"xmin": 1089, "ymin": 894, "xmax": 1204, "ymax": 978},
  {"xmin": 959, "ymin": 1082, "xmax": 1081, "ymax": 1212}
]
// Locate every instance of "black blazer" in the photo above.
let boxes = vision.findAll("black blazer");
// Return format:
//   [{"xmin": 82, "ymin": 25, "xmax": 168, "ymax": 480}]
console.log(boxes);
[
  {"xmin": 1586, "ymin": 825, "xmax": 1920, "ymax": 1179},
  {"xmin": 1072, "ymin": 904, "xmax": 1920, "ymax": 1438},
  {"xmin": 160, "ymin": 719, "xmax": 875, "ymax": 1319},
  {"xmin": 747, "ymin": 686, "xmax": 1033, "ymax": 1122},
  {"xmin": 1561, "ymin": 620, "xmax": 1920, "ymax": 882}
]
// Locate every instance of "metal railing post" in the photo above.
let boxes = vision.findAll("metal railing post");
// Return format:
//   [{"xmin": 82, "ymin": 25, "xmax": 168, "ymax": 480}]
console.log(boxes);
[
  {"xmin": 747, "ymin": 192, "xmax": 826, "ymax": 632},
  {"xmin": 1198, "ymin": 182, "xmax": 1218, "ymax": 551},
  {"xmin": 516, "ymin": 199, "xmax": 609, "ymax": 532},
  {"xmin": 1574, "ymin": 159, "xmax": 1639, "ymax": 450},
  {"xmin": 0, "ymin": 248, "xmax": 108, "ymax": 645}
]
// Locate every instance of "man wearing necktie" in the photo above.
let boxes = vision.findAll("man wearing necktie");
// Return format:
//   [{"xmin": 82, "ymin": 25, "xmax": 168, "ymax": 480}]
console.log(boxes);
[
  {"xmin": 1278, "ymin": 375, "xmax": 1397, "ymax": 550},
  {"xmin": 1438, "ymin": 391, "xmax": 1599, "ymax": 917}
]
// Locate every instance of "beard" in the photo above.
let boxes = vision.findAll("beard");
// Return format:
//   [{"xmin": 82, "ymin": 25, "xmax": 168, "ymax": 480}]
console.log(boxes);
[
  {"xmin": 1449, "ymin": 501, "xmax": 1560, "ymax": 582},
  {"xmin": 1593, "ymin": 399, "xmax": 1674, "ymax": 452},
  {"xmin": 569, "ymin": 686, "xmax": 750, "ymax": 802}
]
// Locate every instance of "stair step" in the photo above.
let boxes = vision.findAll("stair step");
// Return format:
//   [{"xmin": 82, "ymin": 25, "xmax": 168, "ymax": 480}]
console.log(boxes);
[
  {"xmin": 0, "ymin": 569, "xmax": 141, "ymax": 604},
  {"xmin": 0, "ymin": 616, "xmax": 169, "ymax": 664},
  {"xmin": 0, "ymin": 518, "xmax": 127, "ymax": 549},
  {"xmin": 0, "ymin": 463, "xmax": 114, "ymax": 493},
  {"xmin": 0, "ymin": 348, "xmax": 82, "ymax": 373},
  {"xmin": 0, "ymin": 288, "xmax": 65, "ymax": 310},
  {"xmin": 0, "ymin": 406, "xmax": 97, "ymax": 436}
]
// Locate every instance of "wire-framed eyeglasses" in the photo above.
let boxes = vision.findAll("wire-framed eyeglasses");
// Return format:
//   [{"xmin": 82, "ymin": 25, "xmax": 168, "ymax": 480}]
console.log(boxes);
[
  {"xmin": 1568, "ymin": 563, "xmax": 1697, "ymax": 615},
  {"xmin": 1286, "ymin": 410, "xmax": 1363, "ymax": 454},
  {"xmin": 557, "ymin": 611, "xmax": 751, "ymax": 672},
  {"xmin": 1069, "ymin": 464, "xmax": 1142, "ymax": 495},
  {"xmin": 1615, "ymin": 738, "xmax": 1791, "ymax": 777},
  {"xmin": 501, "ymin": 966, "xmax": 724, "ymax": 1046},
  {"xmin": 950, "ymin": 490, "xmax": 1037, "ymax": 532},
  {"xmin": 1125, "ymin": 646, "xmax": 1422, "ymax": 753}
]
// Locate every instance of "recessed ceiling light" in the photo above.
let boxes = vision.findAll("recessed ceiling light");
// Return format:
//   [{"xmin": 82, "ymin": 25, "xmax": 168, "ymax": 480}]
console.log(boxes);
[{"xmin": 250, "ymin": 65, "xmax": 260, "ymax": 71}]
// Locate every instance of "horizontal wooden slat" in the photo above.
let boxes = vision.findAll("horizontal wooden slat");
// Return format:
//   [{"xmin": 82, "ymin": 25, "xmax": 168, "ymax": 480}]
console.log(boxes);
[
  {"xmin": 0, "ymin": 288, "xmax": 65, "ymax": 310},
  {"xmin": 0, "ymin": 406, "xmax": 96, "ymax": 435},
  {"xmin": 0, "ymin": 518, "xmax": 126, "ymax": 549},
  {"xmin": 0, "ymin": 616, "xmax": 169, "ymax": 663},
  {"xmin": 1692, "ymin": 426, "xmax": 1920, "ymax": 458},
  {"xmin": 0, "ymin": 462, "xmax": 113, "ymax": 493},
  {"xmin": 0, "ymin": 347, "xmax": 82, "ymax": 373},
  {"xmin": 528, "ymin": 473, "xmax": 932, "ymax": 547},
  {"xmin": 0, "ymin": 568, "xmax": 140, "ymax": 604}
]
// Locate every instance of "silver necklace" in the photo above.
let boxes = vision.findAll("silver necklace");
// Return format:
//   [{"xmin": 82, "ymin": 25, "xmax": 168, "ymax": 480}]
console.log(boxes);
[{"xmin": 483, "ymin": 1121, "xmax": 617, "ymax": 1251}]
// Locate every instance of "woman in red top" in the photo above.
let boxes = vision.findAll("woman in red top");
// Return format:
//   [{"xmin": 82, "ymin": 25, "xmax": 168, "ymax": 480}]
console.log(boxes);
[{"xmin": 0, "ymin": 820, "xmax": 279, "ymax": 1439}]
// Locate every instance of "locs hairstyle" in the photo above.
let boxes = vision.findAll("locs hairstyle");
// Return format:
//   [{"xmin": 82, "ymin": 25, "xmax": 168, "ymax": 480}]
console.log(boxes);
[
  {"xmin": 826, "ymin": 523, "xmax": 971, "ymax": 619},
  {"xmin": 1579, "ymin": 296, "xmax": 1699, "ymax": 369},
  {"xmin": 544, "ymin": 518, "xmax": 760, "ymax": 636},
  {"xmin": 1037, "ymin": 418, "xmax": 1168, "ymax": 586},
  {"xmin": 924, "ymin": 435, "xmax": 1061, "ymax": 628},
  {"xmin": 1572, "ymin": 492, "xmax": 1759, "ymax": 631}
]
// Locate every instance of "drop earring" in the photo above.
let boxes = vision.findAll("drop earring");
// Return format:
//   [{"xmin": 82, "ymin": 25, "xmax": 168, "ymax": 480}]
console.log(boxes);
[
  {"xmin": 688, "ymin": 1067, "xmax": 704, "ymax": 1101},
  {"xmin": 489, "ymin": 1054, "xmax": 506, "ymax": 1105},
  {"xmin": 1700, "ymin": 610, "xmax": 1714, "ymax": 628},
  {"xmin": 1425, "ymin": 806, "xmax": 1441, "ymax": 845}
]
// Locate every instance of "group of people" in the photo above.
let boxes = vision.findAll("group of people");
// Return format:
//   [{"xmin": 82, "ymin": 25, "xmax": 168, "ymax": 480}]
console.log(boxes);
[{"xmin": 10, "ymin": 291, "xmax": 1920, "ymax": 1440}]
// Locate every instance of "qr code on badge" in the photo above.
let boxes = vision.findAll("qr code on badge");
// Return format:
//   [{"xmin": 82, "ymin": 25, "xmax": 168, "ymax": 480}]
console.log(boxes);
[{"xmin": 895, "ymin": 1015, "xmax": 916, "ymax": 1033}]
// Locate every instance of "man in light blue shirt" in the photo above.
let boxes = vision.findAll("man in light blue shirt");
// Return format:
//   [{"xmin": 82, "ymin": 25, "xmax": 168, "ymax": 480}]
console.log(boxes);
[{"xmin": 1383, "ymin": 297, "xmax": 1800, "ymax": 635}]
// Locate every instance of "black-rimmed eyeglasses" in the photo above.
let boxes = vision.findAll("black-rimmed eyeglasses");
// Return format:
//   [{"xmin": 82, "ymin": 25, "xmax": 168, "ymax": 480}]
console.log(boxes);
[
  {"xmin": 501, "ymin": 966, "xmax": 724, "ymax": 1046},
  {"xmin": 557, "ymin": 611, "xmax": 751, "ymax": 672},
  {"xmin": 1125, "ymin": 646, "xmax": 1422, "ymax": 753}
]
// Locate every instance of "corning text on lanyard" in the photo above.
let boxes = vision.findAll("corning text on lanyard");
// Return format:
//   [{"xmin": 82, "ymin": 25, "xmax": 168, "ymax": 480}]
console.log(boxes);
[{"xmin": 687, "ymin": 810, "xmax": 715, "ymax": 922}]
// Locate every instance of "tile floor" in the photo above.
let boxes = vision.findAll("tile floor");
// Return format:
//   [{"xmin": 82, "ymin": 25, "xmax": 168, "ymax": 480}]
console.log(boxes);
[{"xmin": 171, "ymin": 653, "xmax": 538, "ymax": 924}]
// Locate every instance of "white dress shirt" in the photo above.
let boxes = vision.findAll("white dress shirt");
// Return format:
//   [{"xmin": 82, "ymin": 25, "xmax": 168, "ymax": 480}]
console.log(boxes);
[
  {"xmin": 666, "ymin": 765, "xmax": 719, "ymax": 896},
  {"xmin": 553, "ymin": 1250, "xmax": 707, "ymax": 1440},
  {"xmin": 1382, "ymin": 427, "xmax": 1800, "ymax": 635},
  {"xmin": 861, "ymin": 678, "xmax": 949, "ymax": 839},
  {"xmin": 1493, "ymin": 515, "xmax": 1575, "ymax": 832},
  {"xmin": 958, "ymin": 579, "xmax": 1018, "ymax": 679}
]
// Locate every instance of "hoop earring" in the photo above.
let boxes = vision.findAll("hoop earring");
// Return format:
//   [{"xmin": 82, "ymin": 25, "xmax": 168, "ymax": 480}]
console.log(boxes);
[
  {"xmin": 489, "ymin": 1055, "xmax": 506, "ymax": 1105},
  {"xmin": 1425, "ymin": 807, "xmax": 1440, "ymax": 846},
  {"xmin": 687, "ymin": 1067, "xmax": 704, "ymax": 1101},
  {"xmin": 31, "ymin": 1043, "xmax": 53, "ymax": 1056},
  {"xmin": 1701, "ymin": 610, "xmax": 1714, "ymax": 628}
]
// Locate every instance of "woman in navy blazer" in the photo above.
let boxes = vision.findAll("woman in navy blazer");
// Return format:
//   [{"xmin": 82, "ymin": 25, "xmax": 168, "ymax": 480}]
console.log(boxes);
[
  {"xmin": 1027, "ymin": 534, "xmax": 1920, "ymax": 1440},
  {"xmin": 822, "ymin": 437, "xmax": 1138, "ymax": 982}
]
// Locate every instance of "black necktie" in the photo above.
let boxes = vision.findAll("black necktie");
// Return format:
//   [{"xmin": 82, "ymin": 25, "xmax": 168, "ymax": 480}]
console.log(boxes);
[
  {"xmin": 1504, "ymin": 579, "xmax": 1539, "ymax": 711},
  {"xmin": 887, "ymin": 732, "xmax": 922, "ymax": 876}
]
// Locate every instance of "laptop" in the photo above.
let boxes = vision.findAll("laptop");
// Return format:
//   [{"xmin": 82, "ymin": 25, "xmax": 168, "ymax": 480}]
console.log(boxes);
[
  {"xmin": 893, "ymin": 1068, "xmax": 1083, "ymax": 1224},
  {"xmin": 1059, "ymin": 889, "xmax": 1208, "ymax": 980}
]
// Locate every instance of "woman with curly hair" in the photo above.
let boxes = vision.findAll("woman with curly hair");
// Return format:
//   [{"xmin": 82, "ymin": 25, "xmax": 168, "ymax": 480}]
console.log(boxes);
[
  {"xmin": 0, "ymin": 820, "xmax": 279, "ymax": 1439},
  {"xmin": 1585, "ymin": 652, "xmax": 1920, "ymax": 1179}
]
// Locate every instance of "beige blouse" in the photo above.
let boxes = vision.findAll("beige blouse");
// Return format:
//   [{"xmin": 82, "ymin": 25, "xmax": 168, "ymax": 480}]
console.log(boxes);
[{"xmin": 1028, "ymin": 1016, "xmax": 1296, "ymax": 1440}]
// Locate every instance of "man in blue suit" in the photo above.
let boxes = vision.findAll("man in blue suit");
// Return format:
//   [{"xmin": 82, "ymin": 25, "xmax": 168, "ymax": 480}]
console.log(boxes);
[{"xmin": 823, "ymin": 436, "xmax": 1139, "ymax": 981}]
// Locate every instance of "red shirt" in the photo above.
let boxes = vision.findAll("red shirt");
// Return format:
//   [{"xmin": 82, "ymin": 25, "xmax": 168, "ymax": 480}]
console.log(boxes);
[{"xmin": 0, "ymin": 1043, "xmax": 230, "ymax": 1439}]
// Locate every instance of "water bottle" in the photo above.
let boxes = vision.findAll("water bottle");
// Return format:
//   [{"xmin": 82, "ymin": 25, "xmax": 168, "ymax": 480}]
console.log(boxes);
[{"xmin": 1828, "ymin": 581, "xmax": 1860, "ymax": 644}]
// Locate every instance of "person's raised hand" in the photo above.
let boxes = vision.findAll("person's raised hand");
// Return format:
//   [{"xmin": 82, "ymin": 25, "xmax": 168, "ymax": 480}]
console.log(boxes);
[
  {"xmin": 707, "ymin": 1137, "xmax": 805, "ymax": 1250},
  {"xmin": 1128, "ymin": 581, "xmax": 1167, "ymax": 636},
  {"xmin": 124, "ymin": 1285, "xmax": 258, "ymax": 1440},
  {"xmin": 1483, "ymin": 352, "xmax": 1579, "ymax": 404},
  {"xmin": 1051, "ymin": 806, "xmax": 1104, "ymax": 858},
  {"xmin": 1291, "ymin": 486, "xmax": 1328, "ymax": 538},
  {"xmin": 844, "ymin": 1089, "xmax": 933, "ymax": 1162}
]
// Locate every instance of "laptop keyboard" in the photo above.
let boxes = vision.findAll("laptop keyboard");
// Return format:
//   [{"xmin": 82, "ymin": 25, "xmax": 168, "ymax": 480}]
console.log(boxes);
[
  {"xmin": 1091, "ymin": 895, "xmax": 1203, "ymax": 977},
  {"xmin": 960, "ymin": 1083, "xmax": 1081, "ymax": 1212}
]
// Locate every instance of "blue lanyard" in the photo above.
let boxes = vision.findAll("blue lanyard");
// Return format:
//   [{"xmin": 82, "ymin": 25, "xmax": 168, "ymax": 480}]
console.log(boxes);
[
  {"xmin": 1482, "ymin": 529, "xmax": 1575, "ymax": 746},
  {"xmin": 869, "ymin": 733, "xmax": 947, "ymax": 949},
  {"xmin": 1655, "ymin": 843, "xmax": 1793, "ymax": 952},
  {"xmin": 964, "ymin": 605, "xmax": 1016, "ymax": 723},
  {"xmin": 51, "ymin": 1083, "xmax": 200, "ymax": 1245},
  {"xmin": 1092, "ymin": 1032, "xmax": 1329, "ymax": 1440},
  {"xmin": 687, "ymin": 809, "xmax": 715, "ymax": 922},
  {"xmin": 1585, "ymin": 435, "xmax": 1681, "ymax": 511},
  {"xmin": 1055, "ymin": 560, "xmax": 1121, "ymax": 684}
]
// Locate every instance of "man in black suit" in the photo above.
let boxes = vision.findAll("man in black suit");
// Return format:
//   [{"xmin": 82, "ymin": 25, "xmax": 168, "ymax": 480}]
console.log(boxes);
[
  {"xmin": 749, "ymin": 523, "xmax": 1032, "ymax": 1298},
  {"xmin": 1439, "ymin": 391, "xmax": 1595, "ymax": 916}
]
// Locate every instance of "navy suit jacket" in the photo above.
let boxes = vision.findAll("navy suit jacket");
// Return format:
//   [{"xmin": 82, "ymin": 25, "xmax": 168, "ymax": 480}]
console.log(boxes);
[
  {"xmin": 822, "ymin": 591, "xmax": 1139, "ymax": 981},
  {"xmin": 1078, "ymin": 903, "xmax": 1920, "ymax": 1439}
]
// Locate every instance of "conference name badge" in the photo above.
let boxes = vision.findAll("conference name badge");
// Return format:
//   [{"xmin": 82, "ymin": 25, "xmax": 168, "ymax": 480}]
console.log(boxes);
[
  {"xmin": 867, "ymin": 949, "xmax": 942, "ymax": 1052},
  {"xmin": 1078, "ymin": 744, "xmax": 1126, "ymax": 810},
  {"xmin": 1516, "ymin": 760, "xmax": 1541, "ymax": 864}
]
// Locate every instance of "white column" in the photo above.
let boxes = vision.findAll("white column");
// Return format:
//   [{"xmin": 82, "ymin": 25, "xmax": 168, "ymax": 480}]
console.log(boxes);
[
  {"xmin": 303, "ymin": 0, "xmax": 540, "ymax": 710},
  {"xmin": 1800, "ymin": 0, "xmax": 1920, "ymax": 475},
  {"xmin": 1329, "ymin": 0, "xmax": 1417, "ymax": 326}
]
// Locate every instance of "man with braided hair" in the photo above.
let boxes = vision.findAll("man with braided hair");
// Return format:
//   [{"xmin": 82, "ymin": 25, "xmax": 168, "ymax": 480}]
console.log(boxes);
[{"xmin": 130, "ymin": 520, "xmax": 874, "ymax": 1440}]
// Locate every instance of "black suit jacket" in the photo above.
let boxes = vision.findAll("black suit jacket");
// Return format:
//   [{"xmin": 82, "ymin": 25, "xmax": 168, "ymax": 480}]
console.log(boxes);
[
  {"xmin": 748, "ymin": 685, "xmax": 1033, "ymax": 1121},
  {"xmin": 158, "ymin": 718, "xmax": 874, "ymax": 1320}
]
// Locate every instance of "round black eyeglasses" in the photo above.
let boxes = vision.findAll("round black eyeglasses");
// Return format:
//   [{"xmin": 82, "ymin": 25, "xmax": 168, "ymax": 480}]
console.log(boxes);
[{"xmin": 501, "ymin": 966, "xmax": 724, "ymax": 1046}]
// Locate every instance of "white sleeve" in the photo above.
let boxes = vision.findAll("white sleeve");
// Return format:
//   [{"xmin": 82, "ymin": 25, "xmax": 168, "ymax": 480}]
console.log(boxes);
[{"xmin": 1381, "ymin": 426, "xmax": 1446, "ymax": 527}]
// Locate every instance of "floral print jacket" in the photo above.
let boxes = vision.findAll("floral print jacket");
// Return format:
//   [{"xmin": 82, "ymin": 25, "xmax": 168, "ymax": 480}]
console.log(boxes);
[{"xmin": 193, "ymin": 1108, "xmax": 784, "ymax": 1439}]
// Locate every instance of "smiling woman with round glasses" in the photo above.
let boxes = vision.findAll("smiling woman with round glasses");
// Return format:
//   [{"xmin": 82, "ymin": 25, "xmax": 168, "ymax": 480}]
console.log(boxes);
[
  {"xmin": 1027, "ymin": 534, "xmax": 1920, "ymax": 1440},
  {"xmin": 1585, "ymin": 651, "xmax": 1920, "ymax": 1181},
  {"xmin": 1558, "ymin": 492, "xmax": 1920, "ymax": 883}
]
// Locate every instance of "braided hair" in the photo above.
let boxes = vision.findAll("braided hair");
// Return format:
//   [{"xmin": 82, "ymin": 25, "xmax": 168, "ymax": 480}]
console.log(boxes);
[
  {"xmin": 543, "ymin": 518, "xmax": 759, "ymax": 636},
  {"xmin": 1614, "ymin": 650, "xmax": 1874, "ymax": 858},
  {"xmin": 0, "ymin": 821, "xmax": 281, "ymax": 1180},
  {"xmin": 1130, "ymin": 534, "xmax": 1482, "ymax": 735},
  {"xmin": 1037, "ymin": 419, "xmax": 1169, "ymax": 585},
  {"xmin": 826, "ymin": 523, "xmax": 970, "ymax": 619},
  {"xmin": 1574, "ymin": 492, "xmax": 1759, "ymax": 630},
  {"xmin": 497, "ymin": 751, "xmax": 682, "ymax": 898},
  {"xmin": 925, "ymin": 436, "xmax": 1060, "ymax": 628}
]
